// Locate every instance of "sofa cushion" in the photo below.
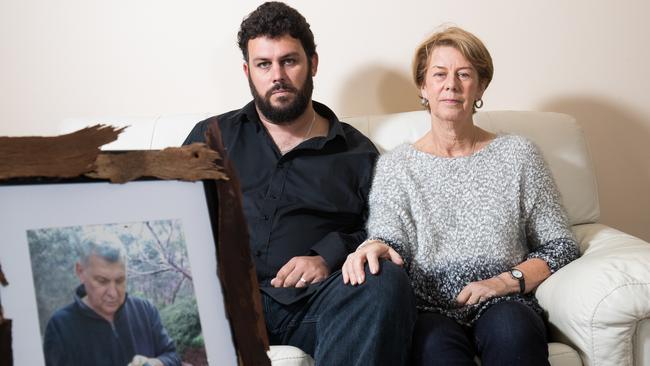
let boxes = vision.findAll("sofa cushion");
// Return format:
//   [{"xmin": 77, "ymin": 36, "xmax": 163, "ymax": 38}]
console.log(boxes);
[
  {"xmin": 267, "ymin": 345, "xmax": 314, "ymax": 366},
  {"xmin": 266, "ymin": 342, "xmax": 582, "ymax": 366}
]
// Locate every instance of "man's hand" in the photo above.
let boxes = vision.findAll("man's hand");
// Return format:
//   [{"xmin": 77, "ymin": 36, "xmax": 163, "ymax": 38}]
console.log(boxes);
[
  {"xmin": 270, "ymin": 255, "xmax": 330, "ymax": 288},
  {"xmin": 128, "ymin": 355, "xmax": 163, "ymax": 366},
  {"xmin": 341, "ymin": 240, "xmax": 403, "ymax": 286},
  {"xmin": 455, "ymin": 275, "xmax": 510, "ymax": 306}
]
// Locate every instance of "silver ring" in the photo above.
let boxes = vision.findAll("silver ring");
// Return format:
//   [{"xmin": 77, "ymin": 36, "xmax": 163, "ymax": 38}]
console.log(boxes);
[{"xmin": 300, "ymin": 277, "xmax": 308, "ymax": 283}]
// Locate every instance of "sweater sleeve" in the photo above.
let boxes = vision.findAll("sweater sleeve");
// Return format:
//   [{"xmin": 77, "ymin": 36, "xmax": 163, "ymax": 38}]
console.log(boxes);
[
  {"xmin": 366, "ymin": 152, "xmax": 416, "ymax": 267},
  {"xmin": 520, "ymin": 140, "xmax": 580, "ymax": 272}
]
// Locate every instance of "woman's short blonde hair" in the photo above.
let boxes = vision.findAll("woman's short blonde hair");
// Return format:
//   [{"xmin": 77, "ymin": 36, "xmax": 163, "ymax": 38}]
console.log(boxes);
[{"xmin": 412, "ymin": 26, "xmax": 494, "ymax": 91}]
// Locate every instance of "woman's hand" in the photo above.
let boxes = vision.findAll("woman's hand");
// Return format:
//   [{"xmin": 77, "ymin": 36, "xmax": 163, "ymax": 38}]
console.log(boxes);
[
  {"xmin": 457, "ymin": 259, "xmax": 552, "ymax": 306},
  {"xmin": 342, "ymin": 240, "xmax": 403, "ymax": 286},
  {"xmin": 341, "ymin": 240, "xmax": 404, "ymax": 286},
  {"xmin": 456, "ymin": 275, "xmax": 510, "ymax": 306}
]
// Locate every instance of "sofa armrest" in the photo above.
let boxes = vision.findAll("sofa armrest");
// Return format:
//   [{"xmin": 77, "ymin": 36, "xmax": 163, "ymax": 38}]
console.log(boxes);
[{"xmin": 535, "ymin": 223, "xmax": 650, "ymax": 366}]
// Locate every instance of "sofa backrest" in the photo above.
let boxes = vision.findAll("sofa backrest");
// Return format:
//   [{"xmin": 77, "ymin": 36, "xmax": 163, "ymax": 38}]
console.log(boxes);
[
  {"xmin": 60, "ymin": 110, "xmax": 599, "ymax": 225},
  {"xmin": 61, "ymin": 114, "xmax": 211, "ymax": 150}
]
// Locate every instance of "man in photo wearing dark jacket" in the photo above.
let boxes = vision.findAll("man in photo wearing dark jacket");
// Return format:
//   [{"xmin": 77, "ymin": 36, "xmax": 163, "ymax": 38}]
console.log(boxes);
[{"xmin": 43, "ymin": 240, "xmax": 180, "ymax": 366}]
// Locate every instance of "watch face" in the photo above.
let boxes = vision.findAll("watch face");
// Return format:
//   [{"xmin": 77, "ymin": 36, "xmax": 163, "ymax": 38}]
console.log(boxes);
[{"xmin": 511, "ymin": 269, "xmax": 523, "ymax": 279}]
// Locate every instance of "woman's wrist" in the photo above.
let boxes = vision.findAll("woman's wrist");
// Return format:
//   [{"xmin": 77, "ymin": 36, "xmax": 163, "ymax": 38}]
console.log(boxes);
[{"xmin": 497, "ymin": 272, "xmax": 520, "ymax": 295}]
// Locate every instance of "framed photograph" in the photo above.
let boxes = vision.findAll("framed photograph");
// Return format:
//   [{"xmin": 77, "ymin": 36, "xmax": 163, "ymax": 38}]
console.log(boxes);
[{"xmin": 0, "ymin": 179, "xmax": 238, "ymax": 365}]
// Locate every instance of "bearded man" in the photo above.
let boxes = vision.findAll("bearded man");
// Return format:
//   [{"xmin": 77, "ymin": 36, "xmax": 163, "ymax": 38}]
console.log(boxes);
[{"xmin": 183, "ymin": 3, "xmax": 416, "ymax": 365}]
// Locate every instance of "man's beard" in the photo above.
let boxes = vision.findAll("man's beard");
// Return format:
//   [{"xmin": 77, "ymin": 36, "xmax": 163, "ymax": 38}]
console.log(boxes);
[{"xmin": 248, "ymin": 69, "xmax": 314, "ymax": 125}]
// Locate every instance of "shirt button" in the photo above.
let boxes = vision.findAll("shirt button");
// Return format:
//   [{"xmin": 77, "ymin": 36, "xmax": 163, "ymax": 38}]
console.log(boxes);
[
  {"xmin": 270, "ymin": 194, "xmax": 278, "ymax": 200},
  {"xmin": 263, "ymin": 215, "xmax": 269, "ymax": 220}
]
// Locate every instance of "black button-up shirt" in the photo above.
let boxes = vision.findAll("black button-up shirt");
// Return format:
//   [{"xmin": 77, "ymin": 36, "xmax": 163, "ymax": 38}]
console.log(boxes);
[{"xmin": 183, "ymin": 101, "xmax": 378, "ymax": 304}]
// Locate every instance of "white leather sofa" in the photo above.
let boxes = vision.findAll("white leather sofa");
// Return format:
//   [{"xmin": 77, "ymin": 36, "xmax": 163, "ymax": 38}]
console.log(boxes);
[{"xmin": 61, "ymin": 110, "xmax": 650, "ymax": 366}]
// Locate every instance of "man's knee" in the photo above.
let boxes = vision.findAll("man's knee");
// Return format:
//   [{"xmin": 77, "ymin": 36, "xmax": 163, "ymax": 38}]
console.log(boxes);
[
  {"xmin": 363, "ymin": 260, "xmax": 411, "ymax": 296},
  {"xmin": 354, "ymin": 260, "xmax": 415, "ymax": 319}
]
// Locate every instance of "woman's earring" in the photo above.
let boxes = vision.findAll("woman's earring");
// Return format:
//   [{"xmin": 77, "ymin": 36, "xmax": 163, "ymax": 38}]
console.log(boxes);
[
  {"xmin": 474, "ymin": 99, "xmax": 484, "ymax": 109},
  {"xmin": 421, "ymin": 97, "xmax": 429, "ymax": 107}
]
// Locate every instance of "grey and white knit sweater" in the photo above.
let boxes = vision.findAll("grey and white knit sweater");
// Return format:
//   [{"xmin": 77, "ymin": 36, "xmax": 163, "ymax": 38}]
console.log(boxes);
[{"xmin": 367, "ymin": 134, "xmax": 580, "ymax": 326}]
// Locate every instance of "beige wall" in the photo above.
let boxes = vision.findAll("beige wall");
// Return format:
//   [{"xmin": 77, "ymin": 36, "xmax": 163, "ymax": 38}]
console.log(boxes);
[{"xmin": 2, "ymin": 0, "xmax": 649, "ymax": 241}]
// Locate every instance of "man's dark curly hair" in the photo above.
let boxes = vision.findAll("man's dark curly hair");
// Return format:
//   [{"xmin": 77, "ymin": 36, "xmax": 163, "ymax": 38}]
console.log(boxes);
[{"xmin": 237, "ymin": 2, "xmax": 316, "ymax": 62}]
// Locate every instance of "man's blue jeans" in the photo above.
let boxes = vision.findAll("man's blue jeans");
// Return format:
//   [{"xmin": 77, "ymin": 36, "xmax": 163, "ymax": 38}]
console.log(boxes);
[
  {"xmin": 262, "ymin": 261, "xmax": 417, "ymax": 366},
  {"xmin": 412, "ymin": 300, "xmax": 550, "ymax": 366}
]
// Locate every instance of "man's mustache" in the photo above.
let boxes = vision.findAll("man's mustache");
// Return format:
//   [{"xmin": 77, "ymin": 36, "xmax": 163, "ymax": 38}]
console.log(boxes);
[{"xmin": 266, "ymin": 82, "xmax": 297, "ymax": 97}]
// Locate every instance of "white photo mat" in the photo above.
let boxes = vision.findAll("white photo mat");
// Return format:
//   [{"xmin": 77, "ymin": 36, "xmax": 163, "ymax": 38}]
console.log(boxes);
[{"xmin": 0, "ymin": 179, "xmax": 238, "ymax": 365}]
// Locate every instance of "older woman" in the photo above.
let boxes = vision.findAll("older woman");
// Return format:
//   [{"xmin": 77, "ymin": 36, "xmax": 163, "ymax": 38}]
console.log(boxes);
[{"xmin": 342, "ymin": 27, "xmax": 579, "ymax": 365}]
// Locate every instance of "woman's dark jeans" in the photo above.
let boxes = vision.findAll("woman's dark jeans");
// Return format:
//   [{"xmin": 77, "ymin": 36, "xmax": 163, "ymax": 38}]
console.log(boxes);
[{"xmin": 412, "ymin": 300, "xmax": 550, "ymax": 366}]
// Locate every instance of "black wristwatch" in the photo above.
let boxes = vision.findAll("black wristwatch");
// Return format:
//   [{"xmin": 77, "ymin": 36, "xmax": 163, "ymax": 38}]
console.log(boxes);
[{"xmin": 509, "ymin": 268, "xmax": 525, "ymax": 294}]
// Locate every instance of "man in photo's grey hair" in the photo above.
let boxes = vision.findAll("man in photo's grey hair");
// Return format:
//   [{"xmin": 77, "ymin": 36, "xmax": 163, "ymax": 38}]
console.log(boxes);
[
  {"xmin": 77, "ymin": 239, "xmax": 128, "ymax": 267},
  {"xmin": 43, "ymin": 239, "xmax": 181, "ymax": 366}
]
